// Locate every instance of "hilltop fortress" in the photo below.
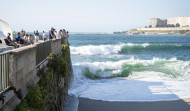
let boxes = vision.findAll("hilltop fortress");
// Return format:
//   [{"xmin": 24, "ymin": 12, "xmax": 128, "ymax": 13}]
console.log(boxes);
[{"xmin": 148, "ymin": 16, "xmax": 190, "ymax": 28}]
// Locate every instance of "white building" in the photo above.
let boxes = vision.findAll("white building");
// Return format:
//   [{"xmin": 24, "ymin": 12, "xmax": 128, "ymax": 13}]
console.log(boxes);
[
  {"xmin": 167, "ymin": 16, "xmax": 190, "ymax": 27},
  {"xmin": 148, "ymin": 18, "xmax": 167, "ymax": 28},
  {"xmin": 148, "ymin": 16, "xmax": 190, "ymax": 28}
]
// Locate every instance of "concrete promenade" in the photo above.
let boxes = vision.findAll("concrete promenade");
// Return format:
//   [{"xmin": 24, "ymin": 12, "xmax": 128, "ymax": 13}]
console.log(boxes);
[{"xmin": 78, "ymin": 98, "xmax": 190, "ymax": 111}]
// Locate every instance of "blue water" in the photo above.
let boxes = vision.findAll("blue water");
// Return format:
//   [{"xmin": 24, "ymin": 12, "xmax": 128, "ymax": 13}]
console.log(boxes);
[
  {"xmin": 68, "ymin": 34, "xmax": 190, "ymax": 101},
  {"xmin": 70, "ymin": 34, "xmax": 190, "ymax": 63}
]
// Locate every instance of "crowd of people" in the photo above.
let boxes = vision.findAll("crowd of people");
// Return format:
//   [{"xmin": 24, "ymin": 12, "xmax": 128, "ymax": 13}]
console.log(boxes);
[{"xmin": 5, "ymin": 27, "xmax": 69, "ymax": 48}]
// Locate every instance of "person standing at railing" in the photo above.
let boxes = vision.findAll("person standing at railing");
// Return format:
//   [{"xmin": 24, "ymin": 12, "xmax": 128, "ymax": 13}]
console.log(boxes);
[
  {"xmin": 6, "ymin": 33, "xmax": 18, "ymax": 48},
  {"xmin": 42, "ymin": 31, "xmax": 46, "ymax": 41},
  {"xmin": 57, "ymin": 30, "xmax": 63, "ymax": 38},
  {"xmin": 20, "ymin": 29, "xmax": 25, "ymax": 37},
  {"xmin": 13, "ymin": 31, "xmax": 16, "ymax": 40},
  {"xmin": 63, "ymin": 30, "xmax": 69, "ymax": 45},
  {"xmin": 49, "ymin": 27, "xmax": 56, "ymax": 40},
  {"xmin": 66, "ymin": 31, "xmax": 69, "ymax": 44},
  {"xmin": 35, "ymin": 30, "xmax": 39, "ymax": 42},
  {"xmin": 63, "ymin": 29, "xmax": 66, "ymax": 44},
  {"xmin": 63, "ymin": 29, "xmax": 66, "ymax": 36},
  {"xmin": 24, "ymin": 34, "xmax": 29, "ymax": 45}
]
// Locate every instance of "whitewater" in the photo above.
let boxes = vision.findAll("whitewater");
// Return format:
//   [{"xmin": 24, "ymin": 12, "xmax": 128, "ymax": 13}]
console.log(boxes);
[{"xmin": 68, "ymin": 34, "xmax": 190, "ymax": 101}]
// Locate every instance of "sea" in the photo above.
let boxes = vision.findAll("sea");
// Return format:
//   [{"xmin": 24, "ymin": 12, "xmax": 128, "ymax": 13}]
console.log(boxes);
[{"xmin": 67, "ymin": 34, "xmax": 190, "ymax": 102}]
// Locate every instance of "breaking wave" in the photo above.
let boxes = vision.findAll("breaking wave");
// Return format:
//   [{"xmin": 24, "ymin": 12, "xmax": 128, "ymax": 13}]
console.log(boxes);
[
  {"xmin": 73, "ymin": 57, "xmax": 190, "ymax": 80},
  {"xmin": 70, "ymin": 43, "xmax": 190, "ymax": 55},
  {"xmin": 69, "ymin": 57, "xmax": 190, "ymax": 101}
]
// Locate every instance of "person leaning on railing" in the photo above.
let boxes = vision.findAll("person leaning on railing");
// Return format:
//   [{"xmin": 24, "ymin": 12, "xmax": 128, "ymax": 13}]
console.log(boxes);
[
  {"xmin": 66, "ymin": 31, "xmax": 69, "ymax": 44},
  {"xmin": 13, "ymin": 31, "xmax": 16, "ymax": 39},
  {"xmin": 5, "ymin": 33, "xmax": 18, "ymax": 48},
  {"xmin": 42, "ymin": 31, "xmax": 46, "ymax": 41},
  {"xmin": 49, "ymin": 27, "xmax": 56, "ymax": 40},
  {"xmin": 57, "ymin": 29, "xmax": 63, "ymax": 38},
  {"xmin": 35, "ymin": 30, "xmax": 39, "ymax": 42}
]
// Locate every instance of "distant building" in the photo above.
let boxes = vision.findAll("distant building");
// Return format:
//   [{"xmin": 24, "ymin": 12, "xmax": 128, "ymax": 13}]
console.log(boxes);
[
  {"xmin": 148, "ymin": 16, "xmax": 190, "ymax": 28},
  {"xmin": 167, "ymin": 16, "xmax": 190, "ymax": 27},
  {"xmin": 148, "ymin": 18, "xmax": 167, "ymax": 28}
]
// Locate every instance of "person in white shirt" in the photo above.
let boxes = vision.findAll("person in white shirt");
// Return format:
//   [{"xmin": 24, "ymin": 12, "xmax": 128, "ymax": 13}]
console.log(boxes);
[
  {"xmin": 57, "ymin": 30, "xmax": 63, "ymax": 38},
  {"xmin": 42, "ymin": 31, "xmax": 46, "ymax": 41},
  {"xmin": 28, "ymin": 34, "xmax": 34, "ymax": 44}
]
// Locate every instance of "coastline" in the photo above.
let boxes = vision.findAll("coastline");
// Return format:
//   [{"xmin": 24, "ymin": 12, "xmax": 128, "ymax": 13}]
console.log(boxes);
[
  {"xmin": 114, "ymin": 27, "xmax": 190, "ymax": 35},
  {"xmin": 78, "ymin": 97, "xmax": 190, "ymax": 111}
]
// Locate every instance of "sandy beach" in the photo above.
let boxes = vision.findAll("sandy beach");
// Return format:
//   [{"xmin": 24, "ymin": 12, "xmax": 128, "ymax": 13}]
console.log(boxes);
[{"xmin": 78, "ymin": 98, "xmax": 190, "ymax": 111}]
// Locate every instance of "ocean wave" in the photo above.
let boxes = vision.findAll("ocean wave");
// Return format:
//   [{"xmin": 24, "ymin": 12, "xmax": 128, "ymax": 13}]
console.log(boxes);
[
  {"xmin": 70, "ymin": 43, "xmax": 190, "ymax": 55},
  {"xmin": 70, "ymin": 44, "xmax": 122, "ymax": 55},
  {"xmin": 69, "ymin": 57, "xmax": 190, "ymax": 101},
  {"xmin": 121, "ymin": 44, "xmax": 189, "ymax": 53},
  {"xmin": 73, "ymin": 57, "xmax": 190, "ymax": 80}
]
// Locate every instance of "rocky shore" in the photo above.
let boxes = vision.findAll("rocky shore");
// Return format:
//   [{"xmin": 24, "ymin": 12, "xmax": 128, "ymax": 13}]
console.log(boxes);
[{"xmin": 114, "ymin": 28, "xmax": 190, "ymax": 35}]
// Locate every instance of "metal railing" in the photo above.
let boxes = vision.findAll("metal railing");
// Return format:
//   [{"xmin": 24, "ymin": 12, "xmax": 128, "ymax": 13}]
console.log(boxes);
[{"xmin": 0, "ymin": 52, "xmax": 9, "ymax": 93}]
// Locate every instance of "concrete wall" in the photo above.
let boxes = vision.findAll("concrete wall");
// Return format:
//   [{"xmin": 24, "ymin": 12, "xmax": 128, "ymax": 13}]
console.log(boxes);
[
  {"xmin": 9, "ymin": 45, "xmax": 37, "ymax": 92},
  {"xmin": 0, "ymin": 38, "xmax": 72, "ymax": 111},
  {"xmin": 51, "ymin": 38, "xmax": 62, "ymax": 55},
  {"xmin": 35, "ymin": 41, "xmax": 51, "ymax": 65}
]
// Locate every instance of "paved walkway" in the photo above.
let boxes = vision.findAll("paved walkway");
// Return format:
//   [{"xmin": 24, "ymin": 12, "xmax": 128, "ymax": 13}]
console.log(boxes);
[{"xmin": 78, "ymin": 98, "xmax": 190, "ymax": 111}]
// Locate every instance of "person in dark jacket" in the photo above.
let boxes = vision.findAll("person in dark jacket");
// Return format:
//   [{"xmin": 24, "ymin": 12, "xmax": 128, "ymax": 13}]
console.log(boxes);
[{"xmin": 6, "ymin": 33, "xmax": 18, "ymax": 48}]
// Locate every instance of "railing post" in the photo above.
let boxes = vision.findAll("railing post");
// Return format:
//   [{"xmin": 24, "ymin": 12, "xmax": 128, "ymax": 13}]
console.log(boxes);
[{"xmin": 0, "ymin": 52, "xmax": 10, "ymax": 93}]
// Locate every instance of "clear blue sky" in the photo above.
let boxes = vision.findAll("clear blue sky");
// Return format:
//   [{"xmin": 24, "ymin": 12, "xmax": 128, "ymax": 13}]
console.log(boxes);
[{"xmin": 0, "ymin": 0, "xmax": 190, "ymax": 32}]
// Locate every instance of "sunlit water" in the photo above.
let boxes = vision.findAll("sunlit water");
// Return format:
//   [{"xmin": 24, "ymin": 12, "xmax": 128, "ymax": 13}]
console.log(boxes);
[{"xmin": 68, "ymin": 34, "xmax": 190, "ymax": 101}]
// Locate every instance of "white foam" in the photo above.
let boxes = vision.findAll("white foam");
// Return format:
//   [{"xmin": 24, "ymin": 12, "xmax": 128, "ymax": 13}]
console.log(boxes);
[
  {"xmin": 73, "ymin": 57, "xmax": 187, "ymax": 79},
  {"xmin": 70, "ymin": 44, "xmax": 122, "ymax": 55},
  {"xmin": 70, "ymin": 79, "xmax": 190, "ymax": 101},
  {"xmin": 70, "ymin": 43, "xmax": 150, "ymax": 55},
  {"xmin": 69, "ymin": 58, "xmax": 190, "ymax": 101}
]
